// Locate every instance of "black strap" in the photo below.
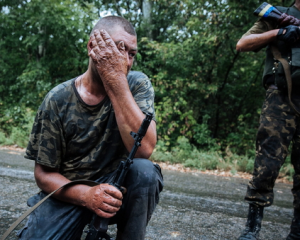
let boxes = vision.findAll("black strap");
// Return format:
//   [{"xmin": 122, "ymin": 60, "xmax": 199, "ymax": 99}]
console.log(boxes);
[{"xmin": 0, "ymin": 180, "xmax": 99, "ymax": 240}]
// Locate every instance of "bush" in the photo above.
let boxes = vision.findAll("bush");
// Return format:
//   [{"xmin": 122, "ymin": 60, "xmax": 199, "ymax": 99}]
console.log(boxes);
[
  {"xmin": 184, "ymin": 151, "xmax": 222, "ymax": 170},
  {"xmin": 151, "ymin": 136, "xmax": 222, "ymax": 169},
  {"xmin": 0, "ymin": 107, "xmax": 34, "ymax": 148},
  {"xmin": 151, "ymin": 137, "xmax": 226, "ymax": 171},
  {"xmin": 0, "ymin": 132, "xmax": 14, "ymax": 146},
  {"xmin": 151, "ymin": 137, "xmax": 296, "ymax": 181},
  {"xmin": 280, "ymin": 155, "xmax": 294, "ymax": 182}
]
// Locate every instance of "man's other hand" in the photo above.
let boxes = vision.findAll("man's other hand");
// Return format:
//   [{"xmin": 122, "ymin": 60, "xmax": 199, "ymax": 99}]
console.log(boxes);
[
  {"xmin": 82, "ymin": 183, "xmax": 123, "ymax": 218},
  {"xmin": 278, "ymin": 13, "xmax": 300, "ymax": 27},
  {"xmin": 277, "ymin": 25, "xmax": 300, "ymax": 43}
]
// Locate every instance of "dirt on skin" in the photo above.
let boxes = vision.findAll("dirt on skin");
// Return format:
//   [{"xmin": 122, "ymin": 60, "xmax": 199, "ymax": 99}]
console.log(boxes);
[{"xmin": 0, "ymin": 145, "xmax": 292, "ymax": 184}]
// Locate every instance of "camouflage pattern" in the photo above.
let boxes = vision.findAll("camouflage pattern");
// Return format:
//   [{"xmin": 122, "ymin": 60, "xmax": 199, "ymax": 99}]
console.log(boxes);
[
  {"xmin": 245, "ymin": 88, "xmax": 300, "ymax": 209},
  {"xmin": 25, "ymin": 71, "xmax": 156, "ymax": 181}
]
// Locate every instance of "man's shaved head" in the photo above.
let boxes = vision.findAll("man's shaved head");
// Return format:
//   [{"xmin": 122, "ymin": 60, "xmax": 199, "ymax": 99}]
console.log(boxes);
[{"xmin": 91, "ymin": 16, "xmax": 136, "ymax": 37}]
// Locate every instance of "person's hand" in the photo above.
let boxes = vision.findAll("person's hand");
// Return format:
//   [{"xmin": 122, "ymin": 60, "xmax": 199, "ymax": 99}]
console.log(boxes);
[
  {"xmin": 278, "ymin": 13, "xmax": 300, "ymax": 27},
  {"xmin": 88, "ymin": 29, "xmax": 128, "ymax": 84},
  {"xmin": 82, "ymin": 183, "xmax": 123, "ymax": 218},
  {"xmin": 277, "ymin": 25, "xmax": 300, "ymax": 43}
]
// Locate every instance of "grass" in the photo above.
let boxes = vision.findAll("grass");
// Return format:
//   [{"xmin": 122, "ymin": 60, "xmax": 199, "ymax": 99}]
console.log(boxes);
[
  {"xmin": 150, "ymin": 137, "xmax": 294, "ymax": 182},
  {"xmin": 0, "ymin": 125, "xmax": 294, "ymax": 182}
]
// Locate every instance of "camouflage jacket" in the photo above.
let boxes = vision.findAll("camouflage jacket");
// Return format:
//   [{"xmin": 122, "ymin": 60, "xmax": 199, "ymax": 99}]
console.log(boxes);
[{"xmin": 25, "ymin": 71, "xmax": 156, "ymax": 181}]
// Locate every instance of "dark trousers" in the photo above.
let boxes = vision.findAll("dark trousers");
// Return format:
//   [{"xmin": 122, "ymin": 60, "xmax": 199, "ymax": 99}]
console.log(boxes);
[
  {"xmin": 18, "ymin": 159, "xmax": 163, "ymax": 240},
  {"xmin": 245, "ymin": 89, "xmax": 300, "ymax": 209}
]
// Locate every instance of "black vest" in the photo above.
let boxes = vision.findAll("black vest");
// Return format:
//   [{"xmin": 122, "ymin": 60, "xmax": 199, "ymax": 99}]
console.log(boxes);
[{"xmin": 263, "ymin": 6, "xmax": 300, "ymax": 90}]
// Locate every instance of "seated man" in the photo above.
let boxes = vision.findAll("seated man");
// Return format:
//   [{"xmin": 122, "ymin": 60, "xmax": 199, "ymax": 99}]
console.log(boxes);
[{"xmin": 18, "ymin": 16, "xmax": 163, "ymax": 240}]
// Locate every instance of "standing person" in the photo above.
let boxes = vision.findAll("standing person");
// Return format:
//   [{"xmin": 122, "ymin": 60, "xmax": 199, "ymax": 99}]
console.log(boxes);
[
  {"xmin": 18, "ymin": 16, "xmax": 163, "ymax": 240},
  {"xmin": 236, "ymin": 1, "xmax": 300, "ymax": 240}
]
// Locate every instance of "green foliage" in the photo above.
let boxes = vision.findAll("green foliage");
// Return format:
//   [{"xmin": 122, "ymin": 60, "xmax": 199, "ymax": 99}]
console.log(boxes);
[
  {"xmin": 222, "ymin": 147, "xmax": 255, "ymax": 173},
  {"xmin": 280, "ymin": 155, "xmax": 295, "ymax": 182},
  {"xmin": 0, "ymin": 0, "xmax": 95, "ymax": 117},
  {"xmin": 131, "ymin": 0, "xmax": 269, "ymax": 153},
  {"xmin": 0, "ymin": 132, "xmax": 14, "ymax": 146},
  {"xmin": 0, "ymin": 0, "xmax": 96, "ymax": 144},
  {"xmin": 0, "ymin": 0, "xmax": 294, "ymax": 179},
  {"xmin": 151, "ymin": 137, "xmax": 294, "ymax": 181},
  {"xmin": 224, "ymin": 112, "xmax": 258, "ymax": 157},
  {"xmin": 151, "ymin": 137, "xmax": 222, "ymax": 169},
  {"xmin": 193, "ymin": 114, "xmax": 220, "ymax": 151},
  {"xmin": 0, "ymin": 107, "xmax": 34, "ymax": 148},
  {"xmin": 151, "ymin": 137, "xmax": 254, "ymax": 173}
]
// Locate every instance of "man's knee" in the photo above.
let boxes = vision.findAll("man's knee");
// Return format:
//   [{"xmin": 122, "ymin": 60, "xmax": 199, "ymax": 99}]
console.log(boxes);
[
  {"xmin": 130, "ymin": 158, "xmax": 154, "ymax": 172},
  {"xmin": 125, "ymin": 158, "xmax": 163, "ymax": 192}
]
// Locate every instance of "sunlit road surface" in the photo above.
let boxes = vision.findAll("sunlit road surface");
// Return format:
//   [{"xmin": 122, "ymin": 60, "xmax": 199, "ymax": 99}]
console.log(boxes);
[{"xmin": 0, "ymin": 148, "xmax": 292, "ymax": 240}]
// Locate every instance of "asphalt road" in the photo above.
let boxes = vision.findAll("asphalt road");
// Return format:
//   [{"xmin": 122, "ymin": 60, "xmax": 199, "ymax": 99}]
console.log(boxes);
[{"xmin": 0, "ymin": 148, "xmax": 293, "ymax": 240}]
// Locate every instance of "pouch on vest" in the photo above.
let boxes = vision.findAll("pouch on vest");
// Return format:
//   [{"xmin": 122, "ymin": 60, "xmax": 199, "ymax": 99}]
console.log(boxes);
[{"xmin": 274, "ymin": 47, "xmax": 300, "ymax": 89}]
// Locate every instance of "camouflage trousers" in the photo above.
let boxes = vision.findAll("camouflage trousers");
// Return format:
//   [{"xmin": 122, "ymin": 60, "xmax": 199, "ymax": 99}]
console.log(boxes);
[{"xmin": 245, "ymin": 88, "xmax": 300, "ymax": 209}]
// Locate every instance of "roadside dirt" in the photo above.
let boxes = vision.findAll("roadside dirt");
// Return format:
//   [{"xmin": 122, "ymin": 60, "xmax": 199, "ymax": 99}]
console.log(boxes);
[
  {"xmin": 0, "ymin": 145, "xmax": 292, "ymax": 184},
  {"xmin": 0, "ymin": 145, "xmax": 293, "ymax": 240}
]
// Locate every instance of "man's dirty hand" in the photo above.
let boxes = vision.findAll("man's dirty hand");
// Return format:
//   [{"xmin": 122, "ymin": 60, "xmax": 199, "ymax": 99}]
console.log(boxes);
[
  {"xmin": 82, "ymin": 183, "xmax": 123, "ymax": 218},
  {"xmin": 88, "ymin": 29, "xmax": 128, "ymax": 83}
]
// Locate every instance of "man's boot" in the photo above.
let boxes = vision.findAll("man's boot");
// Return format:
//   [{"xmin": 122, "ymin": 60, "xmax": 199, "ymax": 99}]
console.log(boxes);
[
  {"xmin": 238, "ymin": 204, "xmax": 264, "ymax": 240},
  {"xmin": 286, "ymin": 208, "xmax": 300, "ymax": 240}
]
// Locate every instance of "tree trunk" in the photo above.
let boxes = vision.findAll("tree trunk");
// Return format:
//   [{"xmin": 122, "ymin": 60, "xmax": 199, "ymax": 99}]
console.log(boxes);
[{"xmin": 142, "ymin": 0, "xmax": 152, "ymax": 39}]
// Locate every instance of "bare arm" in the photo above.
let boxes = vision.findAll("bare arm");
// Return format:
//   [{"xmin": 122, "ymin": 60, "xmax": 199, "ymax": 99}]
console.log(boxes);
[
  {"xmin": 109, "ymin": 89, "xmax": 157, "ymax": 159},
  {"xmin": 236, "ymin": 29, "xmax": 280, "ymax": 52},
  {"xmin": 236, "ymin": 17, "xmax": 283, "ymax": 52},
  {"xmin": 88, "ymin": 29, "xmax": 157, "ymax": 159},
  {"xmin": 34, "ymin": 163, "xmax": 123, "ymax": 218}
]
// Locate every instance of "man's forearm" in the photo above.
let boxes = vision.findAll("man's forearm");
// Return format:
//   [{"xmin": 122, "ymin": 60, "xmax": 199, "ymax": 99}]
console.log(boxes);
[
  {"xmin": 88, "ymin": 29, "xmax": 157, "ymax": 157},
  {"xmin": 104, "ymin": 78, "xmax": 157, "ymax": 158},
  {"xmin": 34, "ymin": 163, "xmax": 90, "ymax": 206},
  {"xmin": 236, "ymin": 29, "xmax": 279, "ymax": 52},
  {"xmin": 34, "ymin": 163, "xmax": 123, "ymax": 218}
]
